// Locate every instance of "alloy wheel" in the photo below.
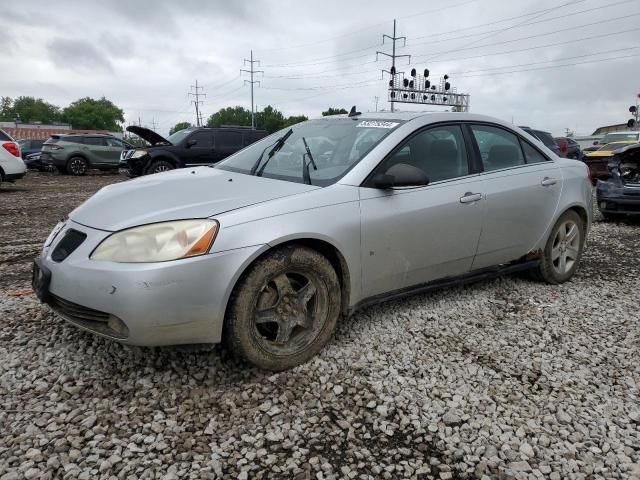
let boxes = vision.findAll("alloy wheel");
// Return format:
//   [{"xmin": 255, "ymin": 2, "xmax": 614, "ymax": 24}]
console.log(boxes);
[
  {"xmin": 154, "ymin": 164, "xmax": 171, "ymax": 173},
  {"xmin": 551, "ymin": 220, "xmax": 581, "ymax": 275},
  {"xmin": 69, "ymin": 158, "xmax": 87, "ymax": 175},
  {"xmin": 252, "ymin": 270, "xmax": 327, "ymax": 356}
]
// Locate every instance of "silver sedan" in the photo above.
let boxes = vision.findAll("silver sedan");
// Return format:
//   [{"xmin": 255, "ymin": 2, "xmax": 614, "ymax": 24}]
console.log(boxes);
[{"xmin": 33, "ymin": 112, "xmax": 592, "ymax": 370}]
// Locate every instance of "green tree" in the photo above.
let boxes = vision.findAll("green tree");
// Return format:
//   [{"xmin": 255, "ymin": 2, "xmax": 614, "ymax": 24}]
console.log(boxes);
[
  {"xmin": 256, "ymin": 105, "xmax": 286, "ymax": 133},
  {"xmin": 1, "ymin": 96, "xmax": 62, "ymax": 123},
  {"xmin": 169, "ymin": 121, "xmax": 193, "ymax": 135},
  {"xmin": 62, "ymin": 97, "xmax": 124, "ymax": 131},
  {"xmin": 283, "ymin": 115, "xmax": 308, "ymax": 128},
  {"xmin": 206, "ymin": 106, "xmax": 252, "ymax": 128},
  {"xmin": 322, "ymin": 107, "xmax": 348, "ymax": 116}
]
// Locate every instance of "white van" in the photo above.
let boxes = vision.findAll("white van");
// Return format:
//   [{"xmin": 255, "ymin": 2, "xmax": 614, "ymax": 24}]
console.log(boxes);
[{"xmin": 0, "ymin": 129, "xmax": 27, "ymax": 186}]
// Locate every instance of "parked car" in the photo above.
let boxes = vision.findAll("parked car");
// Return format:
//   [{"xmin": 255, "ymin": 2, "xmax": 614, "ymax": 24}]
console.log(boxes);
[
  {"xmin": 17, "ymin": 139, "xmax": 45, "ymax": 160},
  {"xmin": 0, "ymin": 129, "xmax": 27, "ymax": 186},
  {"xmin": 41, "ymin": 134, "xmax": 133, "ymax": 175},
  {"xmin": 596, "ymin": 143, "xmax": 640, "ymax": 220},
  {"xmin": 120, "ymin": 126, "xmax": 268, "ymax": 177},
  {"xmin": 520, "ymin": 127, "xmax": 561, "ymax": 156},
  {"xmin": 583, "ymin": 140, "xmax": 638, "ymax": 182},
  {"xmin": 554, "ymin": 136, "xmax": 582, "ymax": 159},
  {"xmin": 33, "ymin": 112, "xmax": 592, "ymax": 370},
  {"xmin": 593, "ymin": 131, "xmax": 639, "ymax": 147},
  {"xmin": 24, "ymin": 151, "xmax": 45, "ymax": 170}
]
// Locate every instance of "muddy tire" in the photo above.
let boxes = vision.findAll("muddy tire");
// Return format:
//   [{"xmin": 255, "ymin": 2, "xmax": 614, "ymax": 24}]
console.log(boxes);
[
  {"xmin": 67, "ymin": 157, "xmax": 88, "ymax": 176},
  {"xmin": 225, "ymin": 246, "xmax": 341, "ymax": 371},
  {"xmin": 146, "ymin": 160, "xmax": 174, "ymax": 175},
  {"xmin": 531, "ymin": 210, "xmax": 585, "ymax": 284}
]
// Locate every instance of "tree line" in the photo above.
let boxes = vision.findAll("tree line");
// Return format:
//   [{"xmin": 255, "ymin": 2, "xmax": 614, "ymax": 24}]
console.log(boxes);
[{"xmin": 0, "ymin": 95, "xmax": 351, "ymax": 135}]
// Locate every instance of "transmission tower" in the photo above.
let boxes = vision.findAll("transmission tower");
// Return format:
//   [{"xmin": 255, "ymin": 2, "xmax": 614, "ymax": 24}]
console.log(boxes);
[
  {"xmin": 377, "ymin": 19, "xmax": 410, "ymax": 113},
  {"xmin": 189, "ymin": 80, "xmax": 206, "ymax": 127},
  {"xmin": 241, "ymin": 50, "xmax": 263, "ymax": 129}
]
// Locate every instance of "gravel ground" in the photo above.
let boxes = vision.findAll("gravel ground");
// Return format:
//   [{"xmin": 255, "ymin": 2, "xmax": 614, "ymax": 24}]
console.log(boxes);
[{"xmin": 1, "ymin": 172, "xmax": 639, "ymax": 479}]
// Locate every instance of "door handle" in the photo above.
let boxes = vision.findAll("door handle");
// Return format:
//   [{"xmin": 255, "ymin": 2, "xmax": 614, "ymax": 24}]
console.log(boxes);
[
  {"xmin": 541, "ymin": 177, "xmax": 557, "ymax": 187},
  {"xmin": 460, "ymin": 192, "xmax": 483, "ymax": 203}
]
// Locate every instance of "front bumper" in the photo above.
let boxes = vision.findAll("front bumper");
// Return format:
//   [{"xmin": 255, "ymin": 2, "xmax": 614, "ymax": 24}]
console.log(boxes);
[
  {"xmin": 37, "ymin": 220, "xmax": 264, "ymax": 346},
  {"xmin": 596, "ymin": 180, "xmax": 640, "ymax": 215}
]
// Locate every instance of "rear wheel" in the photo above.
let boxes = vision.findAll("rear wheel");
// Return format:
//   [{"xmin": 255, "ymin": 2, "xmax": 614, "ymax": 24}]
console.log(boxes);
[
  {"xmin": 531, "ymin": 210, "xmax": 585, "ymax": 284},
  {"xmin": 147, "ymin": 160, "xmax": 174, "ymax": 174},
  {"xmin": 67, "ymin": 157, "xmax": 88, "ymax": 176},
  {"xmin": 225, "ymin": 246, "xmax": 341, "ymax": 371}
]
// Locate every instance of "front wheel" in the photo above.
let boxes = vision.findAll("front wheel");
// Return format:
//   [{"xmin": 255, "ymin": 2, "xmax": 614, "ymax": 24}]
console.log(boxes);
[
  {"xmin": 146, "ymin": 160, "xmax": 174, "ymax": 175},
  {"xmin": 225, "ymin": 246, "xmax": 341, "ymax": 371},
  {"xmin": 531, "ymin": 210, "xmax": 585, "ymax": 284}
]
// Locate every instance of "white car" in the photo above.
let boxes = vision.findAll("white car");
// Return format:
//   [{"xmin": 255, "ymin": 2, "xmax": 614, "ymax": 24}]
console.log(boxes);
[{"xmin": 0, "ymin": 129, "xmax": 27, "ymax": 186}]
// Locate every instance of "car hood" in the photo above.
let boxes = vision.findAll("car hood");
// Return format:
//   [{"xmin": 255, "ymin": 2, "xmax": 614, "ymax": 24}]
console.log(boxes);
[
  {"xmin": 70, "ymin": 167, "xmax": 319, "ymax": 231},
  {"xmin": 126, "ymin": 126, "xmax": 171, "ymax": 146}
]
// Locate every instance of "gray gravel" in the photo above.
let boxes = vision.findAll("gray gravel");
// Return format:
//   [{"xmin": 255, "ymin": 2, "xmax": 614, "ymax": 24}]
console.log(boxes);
[{"xmin": 1, "ymin": 174, "xmax": 640, "ymax": 479}]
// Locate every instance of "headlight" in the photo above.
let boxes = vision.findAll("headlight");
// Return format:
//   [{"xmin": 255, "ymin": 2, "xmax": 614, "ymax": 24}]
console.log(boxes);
[
  {"xmin": 91, "ymin": 219, "xmax": 218, "ymax": 263},
  {"xmin": 131, "ymin": 150, "xmax": 148, "ymax": 159}
]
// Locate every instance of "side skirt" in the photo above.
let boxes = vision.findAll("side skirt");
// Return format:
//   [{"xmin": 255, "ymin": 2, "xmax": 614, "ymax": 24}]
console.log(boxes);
[{"xmin": 348, "ymin": 259, "xmax": 540, "ymax": 317}]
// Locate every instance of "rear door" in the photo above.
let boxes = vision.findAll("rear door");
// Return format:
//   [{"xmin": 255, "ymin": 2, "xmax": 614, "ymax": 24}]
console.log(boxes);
[
  {"xmin": 359, "ymin": 123, "xmax": 487, "ymax": 298},
  {"xmin": 213, "ymin": 130, "xmax": 243, "ymax": 162},
  {"xmin": 468, "ymin": 124, "xmax": 561, "ymax": 270},
  {"xmin": 83, "ymin": 137, "xmax": 112, "ymax": 166}
]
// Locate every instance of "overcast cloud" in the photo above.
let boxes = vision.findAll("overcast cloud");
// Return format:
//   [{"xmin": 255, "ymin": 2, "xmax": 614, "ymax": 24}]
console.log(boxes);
[{"xmin": 0, "ymin": 0, "xmax": 638, "ymax": 136}]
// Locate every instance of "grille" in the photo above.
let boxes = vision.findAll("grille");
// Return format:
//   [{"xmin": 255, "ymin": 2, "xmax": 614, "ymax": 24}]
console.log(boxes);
[
  {"xmin": 51, "ymin": 229, "xmax": 86, "ymax": 262},
  {"xmin": 49, "ymin": 294, "xmax": 129, "ymax": 339}
]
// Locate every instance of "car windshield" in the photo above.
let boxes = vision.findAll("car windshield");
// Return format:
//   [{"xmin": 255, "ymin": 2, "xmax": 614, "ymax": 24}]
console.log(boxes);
[
  {"xmin": 216, "ymin": 118, "xmax": 403, "ymax": 186},
  {"xmin": 601, "ymin": 133, "xmax": 639, "ymax": 143},
  {"xmin": 599, "ymin": 142, "xmax": 631, "ymax": 151},
  {"xmin": 167, "ymin": 128, "xmax": 193, "ymax": 145}
]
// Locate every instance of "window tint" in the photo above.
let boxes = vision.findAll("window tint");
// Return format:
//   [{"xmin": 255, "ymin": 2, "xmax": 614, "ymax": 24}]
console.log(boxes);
[
  {"xmin": 532, "ymin": 130, "xmax": 556, "ymax": 148},
  {"xmin": 105, "ymin": 138, "xmax": 124, "ymax": 148},
  {"xmin": 188, "ymin": 131, "xmax": 212, "ymax": 148},
  {"xmin": 471, "ymin": 125, "xmax": 525, "ymax": 172},
  {"xmin": 84, "ymin": 137, "xmax": 107, "ymax": 146},
  {"xmin": 32, "ymin": 140, "xmax": 44, "ymax": 148},
  {"xmin": 520, "ymin": 140, "xmax": 548, "ymax": 164},
  {"xmin": 0, "ymin": 130, "xmax": 12, "ymax": 141},
  {"xmin": 217, "ymin": 131, "xmax": 242, "ymax": 148},
  {"xmin": 61, "ymin": 136, "xmax": 84, "ymax": 145},
  {"xmin": 380, "ymin": 125, "xmax": 469, "ymax": 183}
]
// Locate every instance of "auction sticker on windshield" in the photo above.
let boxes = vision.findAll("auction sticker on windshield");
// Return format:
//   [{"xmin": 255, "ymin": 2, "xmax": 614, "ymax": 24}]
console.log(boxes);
[{"xmin": 356, "ymin": 121, "xmax": 400, "ymax": 129}]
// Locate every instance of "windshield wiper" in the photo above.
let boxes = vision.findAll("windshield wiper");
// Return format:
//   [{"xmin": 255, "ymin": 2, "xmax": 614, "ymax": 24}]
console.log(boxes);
[
  {"xmin": 301, "ymin": 136, "xmax": 317, "ymax": 185},
  {"xmin": 251, "ymin": 128, "xmax": 293, "ymax": 176}
]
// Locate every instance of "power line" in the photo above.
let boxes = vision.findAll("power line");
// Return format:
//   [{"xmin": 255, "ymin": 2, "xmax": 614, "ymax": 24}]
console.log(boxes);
[
  {"xmin": 376, "ymin": 19, "xmax": 410, "ymax": 113},
  {"xmin": 189, "ymin": 80, "xmax": 205, "ymax": 127},
  {"xmin": 241, "ymin": 50, "xmax": 263, "ymax": 129}
]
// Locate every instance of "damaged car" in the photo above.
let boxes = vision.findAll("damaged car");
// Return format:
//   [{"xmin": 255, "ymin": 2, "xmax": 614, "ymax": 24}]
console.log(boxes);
[
  {"xmin": 34, "ymin": 112, "xmax": 592, "ymax": 371},
  {"xmin": 583, "ymin": 140, "xmax": 638, "ymax": 182},
  {"xmin": 596, "ymin": 143, "xmax": 640, "ymax": 220},
  {"xmin": 120, "ymin": 126, "xmax": 268, "ymax": 177}
]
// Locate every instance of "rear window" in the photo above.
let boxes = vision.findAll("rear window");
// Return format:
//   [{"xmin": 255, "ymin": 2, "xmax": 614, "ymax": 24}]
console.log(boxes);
[
  {"xmin": 533, "ymin": 130, "xmax": 556, "ymax": 148},
  {"xmin": 84, "ymin": 137, "xmax": 107, "ymax": 146},
  {"xmin": 217, "ymin": 131, "xmax": 242, "ymax": 149}
]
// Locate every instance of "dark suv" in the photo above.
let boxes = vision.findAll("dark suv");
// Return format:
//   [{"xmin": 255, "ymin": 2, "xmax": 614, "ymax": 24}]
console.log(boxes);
[
  {"xmin": 120, "ymin": 126, "xmax": 268, "ymax": 177},
  {"xmin": 41, "ymin": 134, "xmax": 132, "ymax": 175},
  {"xmin": 519, "ymin": 127, "xmax": 561, "ymax": 157}
]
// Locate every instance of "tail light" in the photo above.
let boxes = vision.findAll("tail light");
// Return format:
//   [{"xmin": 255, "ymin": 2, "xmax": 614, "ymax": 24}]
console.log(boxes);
[{"xmin": 2, "ymin": 142, "xmax": 20, "ymax": 157}]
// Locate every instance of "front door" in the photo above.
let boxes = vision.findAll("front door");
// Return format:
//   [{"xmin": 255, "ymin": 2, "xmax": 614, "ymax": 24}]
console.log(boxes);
[
  {"xmin": 467, "ymin": 124, "xmax": 562, "ymax": 269},
  {"xmin": 359, "ymin": 124, "xmax": 486, "ymax": 299}
]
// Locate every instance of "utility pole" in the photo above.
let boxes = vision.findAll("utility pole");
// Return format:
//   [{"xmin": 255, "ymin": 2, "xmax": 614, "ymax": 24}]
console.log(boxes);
[
  {"xmin": 377, "ymin": 19, "xmax": 410, "ymax": 113},
  {"xmin": 189, "ymin": 80, "xmax": 206, "ymax": 127},
  {"xmin": 373, "ymin": 96, "xmax": 380, "ymax": 112},
  {"xmin": 241, "ymin": 50, "xmax": 263, "ymax": 129},
  {"xmin": 150, "ymin": 118, "xmax": 158, "ymax": 131}
]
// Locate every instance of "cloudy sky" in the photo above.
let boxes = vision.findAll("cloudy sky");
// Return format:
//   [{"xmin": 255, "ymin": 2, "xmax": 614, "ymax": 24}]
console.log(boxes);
[{"xmin": 1, "ymin": 0, "xmax": 638, "ymax": 136}]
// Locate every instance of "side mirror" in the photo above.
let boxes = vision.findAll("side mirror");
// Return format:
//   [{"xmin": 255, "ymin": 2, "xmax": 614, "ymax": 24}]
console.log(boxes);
[
  {"xmin": 593, "ymin": 140, "xmax": 599, "ymax": 145},
  {"xmin": 373, "ymin": 163, "xmax": 429, "ymax": 189},
  {"xmin": 186, "ymin": 139, "xmax": 197, "ymax": 148}
]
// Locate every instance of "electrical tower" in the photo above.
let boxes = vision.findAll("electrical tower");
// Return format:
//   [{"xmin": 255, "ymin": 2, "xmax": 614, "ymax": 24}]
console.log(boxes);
[
  {"xmin": 189, "ymin": 80, "xmax": 206, "ymax": 127},
  {"xmin": 377, "ymin": 19, "xmax": 410, "ymax": 113},
  {"xmin": 241, "ymin": 50, "xmax": 263, "ymax": 129}
]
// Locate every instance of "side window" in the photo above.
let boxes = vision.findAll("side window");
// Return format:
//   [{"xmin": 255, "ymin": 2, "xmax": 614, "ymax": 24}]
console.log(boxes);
[
  {"xmin": 520, "ymin": 140, "xmax": 549, "ymax": 164},
  {"xmin": 379, "ymin": 125, "xmax": 469, "ymax": 183},
  {"xmin": 217, "ymin": 131, "xmax": 242, "ymax": 149},
  {"xmin": 84, "ymin": 137, "xmax": 107, "ymax": 146},
  {"xmin": 471, "ymin": 125, "xmax": 525, "ymax": 172},
  {"xmin": 33, "ymin": 140, "xmax": 44, "ymax": 149},
  {"xmin": 106, "ymin": 138, "xmax": 124, "ymax": 148},
  {"xmin": 188, "ymin": 131, "xmax": 212, "ymax": 148}
]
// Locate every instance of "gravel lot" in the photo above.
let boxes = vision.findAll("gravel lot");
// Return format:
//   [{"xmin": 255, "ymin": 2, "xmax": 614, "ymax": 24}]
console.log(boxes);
[{"xmin": 1, "ymin": 172, "xmax": 639, "ymax": 479}]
